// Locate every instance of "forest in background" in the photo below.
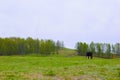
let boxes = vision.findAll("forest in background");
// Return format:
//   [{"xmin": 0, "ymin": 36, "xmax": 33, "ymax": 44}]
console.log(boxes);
[
  {"xmin": 76, "ymin": 42, "xmax": 120, "ymax": 58},
  {"xmin": 0, "ymin": 37, "xmax": 120, "ymax": 58},
  {"xmin": 0, "ymin": 37, "xmax": 64, "ymax": 56}
]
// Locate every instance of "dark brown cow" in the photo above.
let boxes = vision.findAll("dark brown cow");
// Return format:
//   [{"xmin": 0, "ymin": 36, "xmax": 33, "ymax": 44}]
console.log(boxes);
[{"xmin": 86, "ymin": 52, "xmax": 93, "ymax": 59}]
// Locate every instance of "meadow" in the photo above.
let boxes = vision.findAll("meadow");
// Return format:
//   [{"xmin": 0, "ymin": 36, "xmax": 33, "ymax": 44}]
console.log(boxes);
[{"xmin": 0, "ymin": 55, "xmax": 120, "ymax": 80}]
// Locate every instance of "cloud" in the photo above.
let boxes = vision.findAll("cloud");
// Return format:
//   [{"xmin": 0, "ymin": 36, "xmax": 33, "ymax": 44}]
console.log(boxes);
[{"xmin": 0, "ymin": 0, "xmax": 120, "ymax": 48}]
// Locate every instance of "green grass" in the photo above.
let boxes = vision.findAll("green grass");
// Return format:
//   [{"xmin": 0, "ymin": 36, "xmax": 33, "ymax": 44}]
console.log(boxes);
[
  {"xmin": 58, "ymin": 48, "xmax": 77, "ymax": 56},
  {"xmin": 0, "ymin": 56, "xmax": 120, "ymax": 80}
]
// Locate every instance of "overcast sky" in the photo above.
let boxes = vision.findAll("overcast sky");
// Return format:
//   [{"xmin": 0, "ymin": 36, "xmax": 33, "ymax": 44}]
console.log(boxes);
[{"xmin": 0, "ymin": 0, "xmax": 120, "ymax": 48}]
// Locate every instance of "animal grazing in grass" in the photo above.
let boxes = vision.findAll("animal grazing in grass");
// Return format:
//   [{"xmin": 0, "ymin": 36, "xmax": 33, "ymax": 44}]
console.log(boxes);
[{"xmin": 86, "ymin": 52, "xmax": 93, "ymax": 59}]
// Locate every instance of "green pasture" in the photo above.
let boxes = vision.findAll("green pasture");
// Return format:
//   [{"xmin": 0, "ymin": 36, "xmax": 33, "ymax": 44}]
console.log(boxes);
[{"xmin": 0, "ymin": 55, "xmax": 120, "ymax": 80}]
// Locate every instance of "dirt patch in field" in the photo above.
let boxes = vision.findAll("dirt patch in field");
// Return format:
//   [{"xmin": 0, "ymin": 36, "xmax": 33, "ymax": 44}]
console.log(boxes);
[
  {"xmin": 47, "ymin": 75, "xmax": 102, "ymax": 80},
  {"xmin": 21, "ymin": 74, "xmax": 102, "ymax": 80},
  {"xmin": 21, "ymin": 73, "xmax": 43, "ymax": 79},
  {"xmin": 70, "ymin": 75, "xmax": 102, "ymax": 80}
]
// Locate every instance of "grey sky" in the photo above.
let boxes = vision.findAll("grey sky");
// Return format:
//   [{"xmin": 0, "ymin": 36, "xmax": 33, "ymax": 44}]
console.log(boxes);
[{"xmin": 0, "ymin": 0, "xmax": 120, "ymax": 48}]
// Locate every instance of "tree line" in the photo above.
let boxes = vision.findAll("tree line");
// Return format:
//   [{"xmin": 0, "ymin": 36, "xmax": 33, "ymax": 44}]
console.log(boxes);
[
  {"xmin": 0, "ymin": 37, "xmax": 64, "ymax": 55},
  {"xmin": 76, "ymin": 42, "xmax": 120, "ymax": 58},
  {"xmin": 0, "ymin": 37, "xmax": 120, "ymax": 58}
]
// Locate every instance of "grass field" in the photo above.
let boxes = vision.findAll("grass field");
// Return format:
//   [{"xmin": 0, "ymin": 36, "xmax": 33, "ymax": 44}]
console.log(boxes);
[{"xmin": 0, "ymin": 55, "xmax": 120, "ymax": 80}]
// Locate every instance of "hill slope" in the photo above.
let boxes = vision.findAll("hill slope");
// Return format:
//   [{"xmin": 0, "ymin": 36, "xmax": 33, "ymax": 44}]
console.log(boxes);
[{"xmin": 58, "ymin": 48, "xmax": 77, "ymax": 56}]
